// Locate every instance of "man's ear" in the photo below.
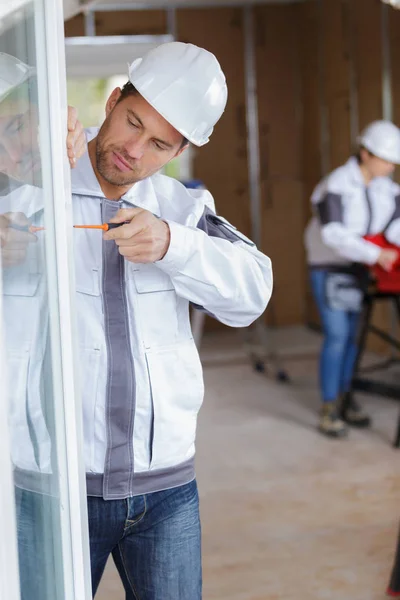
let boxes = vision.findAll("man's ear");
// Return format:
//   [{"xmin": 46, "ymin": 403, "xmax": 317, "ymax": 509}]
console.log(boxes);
[{"xmin": 105, "ymin": 88, "xmax": 122, "ymax": 117}]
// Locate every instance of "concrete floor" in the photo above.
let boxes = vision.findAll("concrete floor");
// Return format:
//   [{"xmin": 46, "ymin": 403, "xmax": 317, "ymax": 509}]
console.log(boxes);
[{"xmin": 96, "ymin": 326, "xmax": 400, "ymax": 600}]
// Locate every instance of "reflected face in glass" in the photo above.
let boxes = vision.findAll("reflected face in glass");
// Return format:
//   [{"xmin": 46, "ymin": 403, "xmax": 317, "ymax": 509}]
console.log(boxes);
[
  {"xmin": 93, "ymin": 89, "xmax": 186, "ymax": 187},
  {"xmin": 0, "ymin": 104, "xmax": 41, "ymax": 186}
]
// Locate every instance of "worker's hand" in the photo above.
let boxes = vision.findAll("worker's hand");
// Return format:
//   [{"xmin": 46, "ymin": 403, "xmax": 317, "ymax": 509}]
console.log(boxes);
[
  {"xmin": 103, "ymin": 208, "xmax": 171, "ymax": 263},
  {"xmin": 0, "ymin": 212, "xmax": 37, "ymax": 268},
  {"xmin": 67, "ymin": 106, "xmax": 86, "ymax": 168},
  {"xmin": 377, "ymin": 248, "xmax": 399, "ymax": 272}
]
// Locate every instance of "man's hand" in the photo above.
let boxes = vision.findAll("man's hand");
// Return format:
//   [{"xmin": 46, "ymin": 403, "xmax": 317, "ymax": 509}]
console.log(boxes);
[
  {"xmin": 0, "ymin": 212, "xmax": 37, "ymax": 268},
  {"xmin": 67, "ymin": 106, "xmax": 86, "ymax": 168},
  {"xmin": 377, "ymin": 248, "xmax": 399, "ymax": 272},
  {"xmin": 103, "ymin": 208, "xmax": 171, "ymax": 264}
]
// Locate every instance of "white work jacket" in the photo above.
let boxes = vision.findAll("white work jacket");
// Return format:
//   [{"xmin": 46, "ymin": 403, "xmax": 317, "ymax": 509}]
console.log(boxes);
[
  {"xmin": 2, "ymin": 129, "xmax": 272, "ymax": 499},
  {"xmin": 305, "ymin": 157, "xmax": 400, "ymax": 267}
]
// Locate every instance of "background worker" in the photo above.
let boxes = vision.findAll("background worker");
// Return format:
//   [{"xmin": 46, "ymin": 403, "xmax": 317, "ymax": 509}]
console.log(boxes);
[{"xmin": 304, "ymin": 120, "xmax": 400, "ymax": 438}]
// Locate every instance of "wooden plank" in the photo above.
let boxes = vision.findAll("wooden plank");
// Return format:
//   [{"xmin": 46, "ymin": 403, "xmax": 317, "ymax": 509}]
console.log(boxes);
[
  {"xmin": 177, "ymin": 8, "xmax": 250, "ymax": 238},
  {"xmin": 64, "ymin": 14, "xmax": 85, "ymax": 37},
  {"xmin": 389, "ymin": 5, "xmax": 400, "ymax": 185},
  {"xmin": 321, "ymin": 0, "xmax": 351, "ymax": 170},
  {"xmin": 254, "ymin": 4, "xmax": 304, "ymax": 326},
  {"xmin": 94, "ymin": 10, "xmax": 167, "ymax": 36},
  {"xmin": 350, "ymin": 0, "xmax": 383, "ymax": 131},
  {"xmin": 297, "ymin": 0, "xmax": 321, "ymax": 327},
  {"xmin": 254, "ymin": 4, "xmax": 301, "ymax": 181},
  {"xmin": 298, "ymin": 0, "xmax": 321, "ymax": 189},
  {"xmin": 177, "ymin": 8, "xmax": 248, "ymax": 332}
]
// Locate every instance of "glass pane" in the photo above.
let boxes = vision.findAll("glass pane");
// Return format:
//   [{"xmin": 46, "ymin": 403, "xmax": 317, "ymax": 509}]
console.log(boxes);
[{"xmin": 0, "ymin": 3, "xmax": 73, "ymax": 599}]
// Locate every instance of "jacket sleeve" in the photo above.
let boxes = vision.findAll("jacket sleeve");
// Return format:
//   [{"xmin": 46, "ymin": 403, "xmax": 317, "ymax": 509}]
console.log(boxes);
[
  {"xmin": 315, "ymin": 191, "xmax": 381, "ymax": 265},
  {"xmin": 155, "ymin": 206, "xmax": 272, "ymax": 328},
  {"xmin": 384, "ymin": 194, "xmax": 400, "ymax": 246}
]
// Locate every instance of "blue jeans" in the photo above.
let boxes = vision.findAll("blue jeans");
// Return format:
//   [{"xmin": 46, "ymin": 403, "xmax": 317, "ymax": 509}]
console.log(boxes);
[
  {"xmin": 88, "ymin": 479, "xmax": 202, "ymax": 599},
  {"xmin": 15, "ymin": 486, "xmax": 65, "ymax": 600},
  {"xmin": 16, "ymin": 480, "xmax": 201, "ymax": 600},
  {"xmin": 310, "ymin": 269, "xmax": 361, "ymax": 403}
]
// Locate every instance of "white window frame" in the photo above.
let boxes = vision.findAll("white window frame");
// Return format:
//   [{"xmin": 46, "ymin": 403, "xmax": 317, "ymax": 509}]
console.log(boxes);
[
  {"xmin": 34, "ymin": 0, "xmax": 92, "ymax": 598},
  {"xmin": 0, "ymin": 254, "xmax": 21, "ymax": 600},
  {"xmin": 0, "ymin": 0, "xmax": 92, "ymax": 598}
]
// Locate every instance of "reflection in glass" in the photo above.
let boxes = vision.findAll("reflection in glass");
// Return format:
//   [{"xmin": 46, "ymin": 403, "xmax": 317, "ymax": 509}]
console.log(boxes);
[{"xmin": 0, "ymin": 5, "xmax": 66, "ymax": 600}]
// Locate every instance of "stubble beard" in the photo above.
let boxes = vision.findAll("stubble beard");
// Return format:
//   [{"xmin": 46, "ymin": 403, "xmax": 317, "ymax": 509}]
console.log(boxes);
[{"xmin": 95, "ymin": 125, "xmax": 140, "ymax": 187}]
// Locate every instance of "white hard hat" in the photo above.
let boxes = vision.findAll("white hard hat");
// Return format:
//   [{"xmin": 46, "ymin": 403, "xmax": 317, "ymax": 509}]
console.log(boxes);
[
  {"xmin": 0, "ymin": 52, "xmax": 33, "ymax": 103},
  {"xmin": 128, "ymin": 42, "xmax": 228, "ymax": 147},
  {"xmin": 357, "ymin": 120, "xmax": 400, "ymax": 164}
]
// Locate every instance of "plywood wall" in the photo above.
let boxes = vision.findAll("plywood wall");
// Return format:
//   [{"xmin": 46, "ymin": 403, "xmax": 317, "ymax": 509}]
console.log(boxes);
[
  {"xmin": 176, "ymin": 8, "xmax": 251, "ymax": 239},
  {"xmin": 351, "ymin": 0, "xmax": 383, "ymax": 131},
  {"xmin": 254, "ymin": 4, "xmax": 304, "ymax": 326},
  {"xmin": 94, "ymin": 10, "xmax": 167, "ymax": 36},
  {"xmin": 297, "ymin": 0, "xmax": 321, "ymax": 327},
  {"xmin": 64, "ymin": 1, "xmax": 400, "ymax": 346}
]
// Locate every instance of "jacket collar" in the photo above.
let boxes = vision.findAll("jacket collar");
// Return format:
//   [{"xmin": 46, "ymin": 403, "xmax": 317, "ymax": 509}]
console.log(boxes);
[{"xmin": 345, "ymin": 156, "xmax": 365, "ymax": 187}]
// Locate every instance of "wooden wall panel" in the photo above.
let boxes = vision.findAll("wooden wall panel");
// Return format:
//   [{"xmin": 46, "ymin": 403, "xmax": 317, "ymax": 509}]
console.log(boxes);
[
  {"xmin": 350, "ymin": 0, "xmax": 383, "ymax": 131},
  {"xmin": 177, "ymin": 8, "xmax": 249, "ymax": 331},
  {"xmin": 321, "ymin": 0, "xmax": 352, "ymax": 170},
  {"xmin": 94, "ymin": 10, "xmax": 167, "ymax": 36},
  {"xmin": 254, "ymin": 4, "xmax": 304, "ymax": 326},
  {"xmin": 389, "ymin": 4, "xmax": 400, "ymax": 185},
  {"xmin": 177, "ymin": 8, "xmax": 250, "ymax": 237},
  {"xmin": 297, "ymin": 0, "xmax": 321, "ymax": 327},
  {"xmin": 64, "ymin": 1, "xmax": 400, "ymax": 341},
  {"xmin": 64, "ymin": 14, "xmax": 85, "ymax": 37}
]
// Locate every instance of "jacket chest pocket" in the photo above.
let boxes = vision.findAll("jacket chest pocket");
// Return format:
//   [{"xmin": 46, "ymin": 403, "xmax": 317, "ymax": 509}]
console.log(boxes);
[
  {"xmin": 129, "ymin": 264, "xmax": 178, "ymax": 348},
  {"xmin": 2, "ymin": 269, "xmax": 43, "ymax": 349},
  {"xmin": 74, "ymin": 256, "xmax": 102, "ymax": 350}
]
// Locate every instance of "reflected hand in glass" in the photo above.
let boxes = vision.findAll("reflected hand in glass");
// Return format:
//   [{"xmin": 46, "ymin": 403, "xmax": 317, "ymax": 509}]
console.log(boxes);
[{"xmin": 0, "ymin": 212, "xmax": 38, "ymax": 268}]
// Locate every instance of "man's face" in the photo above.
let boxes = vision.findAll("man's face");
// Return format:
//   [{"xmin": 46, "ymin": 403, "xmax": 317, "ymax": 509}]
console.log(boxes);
[
  {"xmin": 361, "ymin": 148, "xmax": 395, "ymax": 179},
  {"xmin": 0, "ymin": 107, "xmax": 41, "ymax": 186},
  {"xmin": 94, "ymin": 89, "xmax": 186, "ymax": 187}
]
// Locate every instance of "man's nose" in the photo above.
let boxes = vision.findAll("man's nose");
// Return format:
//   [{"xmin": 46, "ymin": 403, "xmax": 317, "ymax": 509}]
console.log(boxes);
[
  {"xmin": 124, "ymin": 138, "xmax": 145, "ymax": 161},
  {"xmin": 2, "ymin": 137, "xmax": 22, "ymax": 165}
]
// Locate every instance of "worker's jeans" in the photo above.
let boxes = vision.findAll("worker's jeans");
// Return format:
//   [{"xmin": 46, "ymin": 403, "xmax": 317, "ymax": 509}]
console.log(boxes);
[
  {"xmin": 88, "ymin": 478, "xmax": 202, "ymax": 599},
  {"xmin": 15, "ymin": 479, "xmax": 202, "ymax": 600},
  {"xmin": 310, "ymin": 269, "xmax": 361, "ymax": 403}
]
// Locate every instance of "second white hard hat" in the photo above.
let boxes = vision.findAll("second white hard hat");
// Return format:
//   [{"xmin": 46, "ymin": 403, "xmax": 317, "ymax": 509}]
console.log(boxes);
[
  {"xmin": 0, "ymin": 52, "xmax": 33, "ymax": 103},
  {"xmin": 128, "ymin": 42, "xmax": 228, "ymax": 147},
  {"xmin": 358, "ymin": 120, "xmax": 400, "ymax": 164}
]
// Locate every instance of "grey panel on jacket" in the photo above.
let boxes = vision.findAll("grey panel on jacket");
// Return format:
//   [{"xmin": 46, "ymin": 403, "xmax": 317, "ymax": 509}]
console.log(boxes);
[
  {"xmin": 317, "ymin": 192, "xmax": 344, "ymax": 225},
  {"xmin": 384, "ymin": 194, "xmax": 400, "ymax": 232},
  {"xmin": 102, "ymin": 200, "xmax": 136, "ymax": 500},
  {"xmin": 196, "ymin": 206, "xmax": 255, "ymax": 246},
  {"xmin": 192, "ymin": 207, "xmax": 254, "ymax": 316}
]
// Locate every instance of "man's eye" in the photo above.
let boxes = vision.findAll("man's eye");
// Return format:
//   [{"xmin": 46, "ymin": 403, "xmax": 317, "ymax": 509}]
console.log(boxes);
[
  {"xmin": 127, "ymin": 119, "xmax": 138, "ymax": 128},
  {"xmin": 153, "ymin": 141, "xmax": 165, "ymax": 151}
]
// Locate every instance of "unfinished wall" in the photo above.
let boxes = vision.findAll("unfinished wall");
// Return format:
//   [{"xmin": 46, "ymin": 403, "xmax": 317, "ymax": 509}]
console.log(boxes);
[
  {"xmin": 64, "ymin": 1, "xmax": 400, "ymax": 346},
  {"xmin": 176, "ymin": 8, "xmax": 251, "ymax": 240},
  {"xmin": 254, "ymin": 4, "xmax": 304, "ymax": 326}
]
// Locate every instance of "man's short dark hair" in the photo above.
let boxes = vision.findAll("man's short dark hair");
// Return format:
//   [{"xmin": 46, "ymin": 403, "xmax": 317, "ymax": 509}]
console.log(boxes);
[
  {"xmin": 117, "ymin": 81, "xmax": 188, "ymax": 149},
  {"xmin": 355, "ymin": 146, "xmax": 374, "ymax": 164}
]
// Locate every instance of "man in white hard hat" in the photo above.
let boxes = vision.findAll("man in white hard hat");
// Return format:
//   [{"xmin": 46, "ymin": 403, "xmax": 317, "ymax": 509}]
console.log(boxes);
[
  {"xmin": 78, "ymin": 41, "xmax": 271, "ymax": 599},
  {"xmin": 10, "ymin": 42, "xmax": 272, "ymax": 599},
  {"xmin": 305, "ymin": 120, "xmax": 400, "ymax": 438},
  {"xmin": 0, "ymin": 52, "xmax": 86, "ymax": 268}
]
